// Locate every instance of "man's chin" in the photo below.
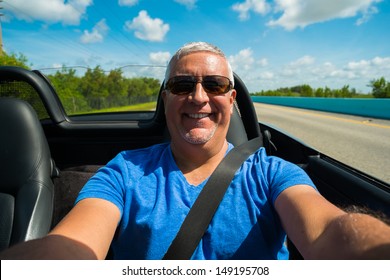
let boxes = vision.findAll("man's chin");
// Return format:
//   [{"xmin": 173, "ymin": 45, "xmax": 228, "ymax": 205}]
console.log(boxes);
[
  {"xmin": 181, "ymin": 131, "xmax": 215, "ymax": 145},
  {"xmin": 177, "ymin": 125, "xmax": 219, "ymax": 145},
  {"xmin": 182, "ymin": 135, "xmax": 211, "ymax": 145}
]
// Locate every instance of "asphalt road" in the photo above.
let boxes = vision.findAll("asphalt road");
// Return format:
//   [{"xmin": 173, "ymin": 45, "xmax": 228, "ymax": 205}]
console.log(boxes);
[{"xmin": 253, "ymin": 103, "xmax": 390, "ymax": 184}]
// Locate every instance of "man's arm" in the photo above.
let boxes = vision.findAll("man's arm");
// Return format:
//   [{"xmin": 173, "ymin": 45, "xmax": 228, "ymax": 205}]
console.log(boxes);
[
  {"xmin": 275, "ymin": 185, "xmax": 390, "ymax": 259},
  {"xmin": 0, "ymin": 198, "xmax": 120, "ymax": 260}
]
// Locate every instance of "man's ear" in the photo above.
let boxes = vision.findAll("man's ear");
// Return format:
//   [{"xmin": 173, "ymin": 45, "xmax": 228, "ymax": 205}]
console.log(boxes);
[
  {"xmin": 161, "ymin": 90, "xmax": 168, "ymax": 113},
  {"xmin": 162, "ymin": 90, "xmax": 167, "ymax": 102},
  {"xmin": 230, "ymin": 89, "xmax": 237, "ymax": 114},
  {"xmin": 231, "ymin": 89, "xmax": 237, "ymax": 100}
]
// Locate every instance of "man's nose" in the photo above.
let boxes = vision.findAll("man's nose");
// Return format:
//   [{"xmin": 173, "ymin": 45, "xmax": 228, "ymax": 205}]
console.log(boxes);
[{"xmin": 189, "ymin": 82, "xmax": 209, "ymax": 104}]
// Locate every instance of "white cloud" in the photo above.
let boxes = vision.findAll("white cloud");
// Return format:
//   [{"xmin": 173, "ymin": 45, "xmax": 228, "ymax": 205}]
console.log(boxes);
[
  {"xmin": 343, "ymin": 57, "xmax": 390, "ymax": 78},
  {"xmin": 232, "ymin": 0, "xmax": 270, "ymax": 21},
  {"xmin": 259, "ymin": 71, "xmax": 274, "ymax": 79},
  {"xmin": 268, "ymin": 0, "xmax": 382, "ymax": 30},
  {"xmin": 174, "ymin": 0, "xmax": 197, "ymax": 9},
  {"xmin": 80, "ymin": 19, "xmax": 109, "ymax": 44},
  {"xmin": 228, "ymin": 48, "xmax": 272, "ymax": 92},
  {"xmin": 149, "ymin": 51, "xmax": 171, "ymax": 65},
  {"xmin": 278, "ymin": 55, "xmax": 315, "ymax": 77},
  {"xmin": 118, "ymin": 0, "xmax": 139, "ymax": 7},
  {"xmin": 5, "ymin": 0, "xmax": 92, "ymax": 25},
  {"xmin": 290, "ymin": 55, "xmax": 315, "ymax": 67},
  {"xmin": 257, "ymin": 58, "xmax": 269, "ymax": 67},
  {"xmin": 347, "ymin": 59, "xmax": 371, "ymax": 70},
  {"xmin": 356, "ymin": 5, "xmax": 379, "ymax": 25},
  {"xmin": 371, "ymin": 57, "xmax": 390, "ymax": 67},
  {"xmin": 124, "ymin": 10, "xmax": 170, "ymax": 42},
  {"xmin": 281, "ymin": 56, "xmax": 390, "ymax": 92},
  {"xmin": 229, "ymin": 48, "xmax": 255, "ymax": 71},
  {"xmin": 309, "ymin": 57, "xmax": 390, "ymax": 82}
]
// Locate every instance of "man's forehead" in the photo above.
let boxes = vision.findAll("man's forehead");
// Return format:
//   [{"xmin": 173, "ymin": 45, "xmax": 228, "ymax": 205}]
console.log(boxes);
[{"xmin": 171, "ymin": 52, "xmax": 228, "ymax": 74}]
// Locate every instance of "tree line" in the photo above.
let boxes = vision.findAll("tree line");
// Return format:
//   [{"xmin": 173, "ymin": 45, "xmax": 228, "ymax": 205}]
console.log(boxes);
[{"xmin": 48, "ymin": 67, "xmax": 161, "ymax": 114}]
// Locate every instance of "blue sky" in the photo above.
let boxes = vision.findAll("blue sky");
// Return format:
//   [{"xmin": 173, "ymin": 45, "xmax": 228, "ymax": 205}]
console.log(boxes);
[{"xmin": 1, "ymin": 0, "xmax": 389, "ymax": 93}]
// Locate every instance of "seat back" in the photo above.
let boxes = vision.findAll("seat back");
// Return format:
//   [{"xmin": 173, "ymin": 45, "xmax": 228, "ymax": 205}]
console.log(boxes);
[{"xmin": 0, "ymin": 98, "xmax": 56, "ymax": 251}]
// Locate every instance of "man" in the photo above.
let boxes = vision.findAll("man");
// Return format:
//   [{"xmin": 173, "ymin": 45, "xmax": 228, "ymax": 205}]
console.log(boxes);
[{"xmin": 1, "ymin": 42, "xmax": 390, "ymax": 260}]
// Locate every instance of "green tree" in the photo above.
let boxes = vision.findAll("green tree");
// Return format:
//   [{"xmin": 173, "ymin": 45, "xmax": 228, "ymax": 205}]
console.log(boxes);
[
  {"xmin": 48, "ymin": 67, "xmax": 89, "ymax": 114},
  {"xmin": 342, "ymin": 85, "xmax": 352, "ymax": 97},
  {"xmin": 315, "ymin": 87, "xmax": 325, "ymax": 97},
  {"xmin": 106, "ymin": 69, "xmax": 127, "ymax": 107},
  {"xmin": 323, "ymin": 86, "xmax": 332, "ymax": 97},
  {"xmin": 300, "ymin": 84, "xmax": 314, "ymax": 97},
  {"xmin": 369, "ymin": 77, "xmax": 390, "ymax": 98},
  {"xmin": 0, "ymin": 52, "xmax": 31, "ymax": 68},
  {"xmin": 126, "ymin": 77, "xmax": 160, "ymax": 104},
  {"xmin": 79, "ymin": 66, "xmax": 109, "ymax": 109}
]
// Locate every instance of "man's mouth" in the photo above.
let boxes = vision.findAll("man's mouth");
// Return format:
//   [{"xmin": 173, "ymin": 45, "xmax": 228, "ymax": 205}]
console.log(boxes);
[{"xmin": 187, "ymin": 113, "xmax": 211, "ymax": 119}]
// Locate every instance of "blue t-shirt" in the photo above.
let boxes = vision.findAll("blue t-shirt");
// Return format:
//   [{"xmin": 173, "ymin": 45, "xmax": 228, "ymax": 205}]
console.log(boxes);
[{"xmin": 76, "ymin": 143, "xmax": 315, "ymax": 260}]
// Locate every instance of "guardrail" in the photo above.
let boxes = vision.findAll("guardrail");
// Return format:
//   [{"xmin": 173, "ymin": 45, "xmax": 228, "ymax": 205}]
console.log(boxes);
[{"xmin": 251, "ymin": 96, "xmax": 390, "ymax": 120}]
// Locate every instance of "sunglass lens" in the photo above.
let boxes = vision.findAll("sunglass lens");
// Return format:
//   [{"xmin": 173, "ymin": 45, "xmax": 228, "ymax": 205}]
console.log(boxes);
[
  {"xmin": 203, "ymin": 76, "xmax": 231, "ymax": 94},
  {"xmin": 169, "ymin": 77, "xmax": 195, "ymax": 95}
]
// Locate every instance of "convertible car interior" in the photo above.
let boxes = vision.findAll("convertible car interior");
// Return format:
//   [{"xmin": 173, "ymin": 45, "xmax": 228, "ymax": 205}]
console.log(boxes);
[{"xmin": 0, "ymin": 65, "xmax": 389, "ymax": 259}]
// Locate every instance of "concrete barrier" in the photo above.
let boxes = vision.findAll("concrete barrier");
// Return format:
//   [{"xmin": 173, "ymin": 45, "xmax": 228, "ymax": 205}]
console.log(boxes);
[{"xmin": 251, "ymin": 96, "xmax": 390, "ymax": 120}]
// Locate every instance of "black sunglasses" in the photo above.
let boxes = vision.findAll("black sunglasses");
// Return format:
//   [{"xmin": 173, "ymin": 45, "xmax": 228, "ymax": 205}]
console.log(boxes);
[{"xmin": 165, "ymin": 75, "xmax": 233, "ymax": 95}]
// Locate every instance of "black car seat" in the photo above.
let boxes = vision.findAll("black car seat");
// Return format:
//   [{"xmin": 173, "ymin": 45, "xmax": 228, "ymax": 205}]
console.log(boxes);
[{"xmin": 0, "ymin": 97, "xmax": 56, "ymax": 251}]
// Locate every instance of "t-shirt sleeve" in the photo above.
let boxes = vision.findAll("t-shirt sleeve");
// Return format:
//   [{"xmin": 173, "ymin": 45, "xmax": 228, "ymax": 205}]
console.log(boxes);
[
  {"xmin": 75, "ymin": 152, "xmax": 128, "ymax": 217},
  {"xmin": 257, "ymin": 149, "xmax": 316, "ymax": 204}
]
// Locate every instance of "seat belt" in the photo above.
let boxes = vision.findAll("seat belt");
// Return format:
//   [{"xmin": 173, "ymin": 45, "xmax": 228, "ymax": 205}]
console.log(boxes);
[{"xmin": 163, "ymin": 136, "xmax": 263, "ymax": 260}]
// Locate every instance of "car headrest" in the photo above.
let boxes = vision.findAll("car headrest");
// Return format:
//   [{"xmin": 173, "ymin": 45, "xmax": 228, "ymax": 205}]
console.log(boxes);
[{"xmin": 226, "ymin": 101, "xmax": 248, "ymax": 145}]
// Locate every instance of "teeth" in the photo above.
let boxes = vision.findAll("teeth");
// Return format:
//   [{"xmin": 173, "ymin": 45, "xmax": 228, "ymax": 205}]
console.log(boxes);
[{"xmin": 188, "ymin": 113, "xmax": 209, "ymax": 119}]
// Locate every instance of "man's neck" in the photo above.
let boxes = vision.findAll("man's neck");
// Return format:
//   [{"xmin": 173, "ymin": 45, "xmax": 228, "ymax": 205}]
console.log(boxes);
[{"xmin": 170, "ymin": 140, "xmax": 228, "ymax": 186}]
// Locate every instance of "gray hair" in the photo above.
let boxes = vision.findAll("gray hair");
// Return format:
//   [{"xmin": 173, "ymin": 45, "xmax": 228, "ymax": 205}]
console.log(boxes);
[{"xmin": 164, "ymin": 42, "xmax": 234, "ymax": 87}]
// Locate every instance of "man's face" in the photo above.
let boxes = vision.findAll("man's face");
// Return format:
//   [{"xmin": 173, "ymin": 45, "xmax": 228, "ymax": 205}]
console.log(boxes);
[{"xmin": 162, "ymin": 52, "xmax": 236, "ymax": 146}]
